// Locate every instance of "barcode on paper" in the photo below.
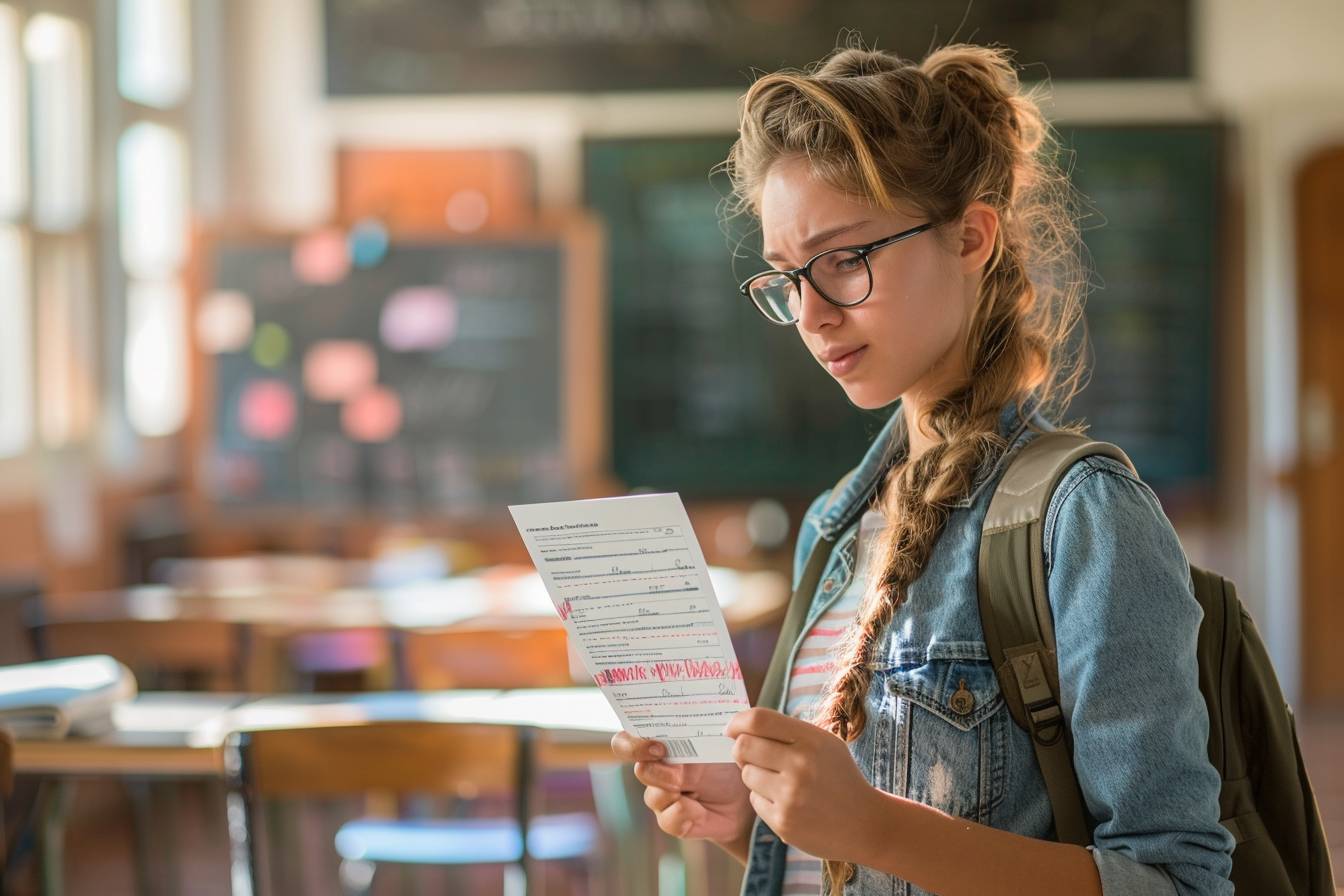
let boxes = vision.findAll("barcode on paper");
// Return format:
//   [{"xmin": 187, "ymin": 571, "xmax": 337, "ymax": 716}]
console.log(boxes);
[{"xmin": 661, "ymin": 738, "xmax": 698, "ymax": 758}]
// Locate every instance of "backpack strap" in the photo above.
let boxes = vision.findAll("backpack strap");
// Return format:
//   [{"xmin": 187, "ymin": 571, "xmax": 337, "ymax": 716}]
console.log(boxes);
[
  {"xmin": 977, "ymin": 431, "xmax": 1135, "ymax": 846},
  {"xmin": 758, "ymin": 467, "xmax": 862, "ymax": 712}
]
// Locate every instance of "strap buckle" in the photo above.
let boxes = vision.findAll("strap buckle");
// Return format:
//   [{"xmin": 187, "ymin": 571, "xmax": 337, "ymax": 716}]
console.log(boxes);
[
  {"xmin": 1006, "ymin": 647, "xmax": 1067, "ymax": 747},
  {"xmin": 1026, "ymin": 697, "xmax": 1065, "ymax": 747}
]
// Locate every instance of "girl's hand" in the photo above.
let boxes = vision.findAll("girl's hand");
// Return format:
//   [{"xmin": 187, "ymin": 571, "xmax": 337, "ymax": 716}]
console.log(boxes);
[
  {"xmin": 610, "ymin": 730, "xmax": 756, "ymax": 847},
  {"xmin": 725, "ymin": 707, "xmax": 880, "ymax": 862}
]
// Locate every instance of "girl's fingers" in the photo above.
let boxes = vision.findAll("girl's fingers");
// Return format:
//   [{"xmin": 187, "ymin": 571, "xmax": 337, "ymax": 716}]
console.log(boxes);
[
  {"xmin": 739, "ymin": 762, "xmax": 783, "ymax": 801},
  {"xmin": 730, "ymin": 733, "xmax": 793, "ymax": 773},
  {"xmin": 657, "ymin": 800, "xmax": 697, "ymax": 838},
  {"xmin": 611, "ymin": 730, "xmax": 667, "ymax": 762},
  {"xmin": 725, "ymin": 707, "xmax": 799, "ymax": 743},
  {"xmin": 633, "ymin": 759, "xmax": 686, "ymax": 790},
  {"xmin": 643, "ymin": 785, "xmax": 681, "ymax": 814},
  {"xmin": 747, "ymin": 789, "xmax": 775, "ymax": 819},
  {"xmin": 646, "ymin": 790, "xmax": 701, "ymax": 839}
]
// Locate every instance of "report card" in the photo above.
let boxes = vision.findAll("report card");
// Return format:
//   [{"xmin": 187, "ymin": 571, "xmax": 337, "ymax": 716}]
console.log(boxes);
[{"xmin": 508, "ymin": 493, "xmax": 750, "ymax": 762}]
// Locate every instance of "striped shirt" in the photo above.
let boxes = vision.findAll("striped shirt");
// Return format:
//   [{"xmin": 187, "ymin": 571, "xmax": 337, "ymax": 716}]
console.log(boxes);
[{"xmin": 780, "ymin": 508, "xmax": 886, "ymax": 895}]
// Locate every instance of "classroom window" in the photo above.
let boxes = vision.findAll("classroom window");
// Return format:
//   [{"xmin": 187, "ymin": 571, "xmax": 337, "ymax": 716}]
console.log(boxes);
[
  {"xmin": 0, "ymin": 5, "xmax": 26, "ymax": 221},
  {"xmin": 125, "ymin": 280, "xmax": 188, "ymax": 438},
  {"xmin": 0, "ymin": 225, "xmax": 32, "ymax": 459},
  {"xmin": 118, "ymin": 122, "xmax": 189, "ymax": 280},
  {"xmin": 115, "ymin": 0, "xmax": 196, "ymax": 448},
  {"xmin": 24, "ymin": 13, "xmax": 90, "ymax": 233},
  {"xmin": 117, "ymin": 0, "xmax": 190, "ymax": 109},
  {"xmin": 36, "ymin": 239, "xmax": 96, "ymax": 447}
]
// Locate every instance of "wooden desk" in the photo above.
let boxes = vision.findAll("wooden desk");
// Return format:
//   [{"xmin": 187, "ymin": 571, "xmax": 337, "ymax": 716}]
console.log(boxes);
[
  {"xmin": 34, "ymin": 571, "xmax": 788, "ymax": 693},
  {"xmin": 34, "ymin": 585, "xmax": 559, "ymax": 691},
  {"xmin": 36, "ymin": 567, "xmax": 787, "ymax": 633},
  {"xmin": 11, "ymin": 689, "xmax": 622, "ymax": 780},
  {"xmin": 12, "ymin": 694, "xmax": 248, "ymax": 778}
]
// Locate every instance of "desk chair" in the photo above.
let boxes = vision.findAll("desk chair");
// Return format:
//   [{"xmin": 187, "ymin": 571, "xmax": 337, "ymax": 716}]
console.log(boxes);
[
  {"xmin": 225, "ymin": 721, "xmax": 599, "ymax": 896},
  {"xmin": 0, "ymin": 579, "xmax": 41, "ymax": 666},
  {"xmin": 33, "ymin": 617, "xmax": 248, "ymax": 892},
  {"xmin": 399, "ymin": 625, "xmax": 666, "ymax": 893},
  {"xmin": 35, "ymin": 618, "xmax": 248, "ymax": 691},
  {"xmin": 396, "ymin": 623, "xmax": 577, "ymax": 690},
  {"xmin": 283, "ymin": 628, "xmax": 392, "ymax": 693}
]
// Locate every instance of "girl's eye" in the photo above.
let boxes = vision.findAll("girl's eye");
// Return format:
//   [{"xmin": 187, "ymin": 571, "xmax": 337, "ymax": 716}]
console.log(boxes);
[{"xmin": 819, "ymin": 251, "xmax": 863, "ymax": 274}]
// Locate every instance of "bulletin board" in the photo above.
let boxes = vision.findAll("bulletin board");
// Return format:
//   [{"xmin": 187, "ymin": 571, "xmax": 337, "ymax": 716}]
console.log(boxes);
[{"xmin": 193, "ymin": 218, "xmax": 605, "ymax": 519}]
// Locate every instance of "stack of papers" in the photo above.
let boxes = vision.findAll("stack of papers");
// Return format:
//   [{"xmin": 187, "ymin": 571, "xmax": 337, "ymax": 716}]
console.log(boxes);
[{"xmin": 0, "ymin": 655, "xmax": 138, "ymax": 740}]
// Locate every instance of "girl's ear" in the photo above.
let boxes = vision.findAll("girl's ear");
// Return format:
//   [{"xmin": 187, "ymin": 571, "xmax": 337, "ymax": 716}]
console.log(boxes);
[{"xmin": 956, "ymin": 201, "xmax": 1000, "ymax": 275}]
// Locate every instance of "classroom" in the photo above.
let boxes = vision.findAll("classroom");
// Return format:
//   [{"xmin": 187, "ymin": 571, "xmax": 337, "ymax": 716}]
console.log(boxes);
[{"xmin": 0, "ymin": 1, "xmax": 1340, "ymax": 894}]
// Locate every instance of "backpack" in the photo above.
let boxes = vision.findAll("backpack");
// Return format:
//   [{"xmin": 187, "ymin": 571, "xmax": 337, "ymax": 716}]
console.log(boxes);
[
  {"xmin": 758, "ymin": 431, "xmax": 1336, "ymax": 894},
  {"xmin": 980, "ymin": 431, "xmax": 1334, "ymax": 894}
]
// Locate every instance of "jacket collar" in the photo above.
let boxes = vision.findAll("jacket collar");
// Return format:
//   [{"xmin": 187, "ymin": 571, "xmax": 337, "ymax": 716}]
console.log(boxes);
[{"xmin": 815, "ymin": 393, "xmax": 1048, "ymax": 539}]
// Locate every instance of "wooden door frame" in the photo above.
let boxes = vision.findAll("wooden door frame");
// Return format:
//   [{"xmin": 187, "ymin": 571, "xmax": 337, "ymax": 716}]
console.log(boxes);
[{"xmin": 1293, "ymin": 145, "xmax": 1344, "ymax": 706}]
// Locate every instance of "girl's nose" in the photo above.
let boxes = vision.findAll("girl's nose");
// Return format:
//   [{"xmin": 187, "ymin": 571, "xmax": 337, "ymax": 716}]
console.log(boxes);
[{"xmin": 797, "ymin": 277, "xmax": 841, "ymax": 332}]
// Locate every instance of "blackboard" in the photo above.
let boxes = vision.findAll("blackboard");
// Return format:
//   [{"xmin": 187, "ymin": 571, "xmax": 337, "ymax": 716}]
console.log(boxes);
[
  {"xmin": 587, "ymin": 127, "xmax": 1223, "ymax": 497},
  {"xmin": 201, "ymin": 230, "xmax": 599, "ymax": 517},
  {"xmin": 585, "ymin": 136, "xmax": 884, "ymax": 497},
  {"xmin": 1058, "ymin": 124, "xmax": 1224, "ymax": 494},
  {"xmin": 324, "ymin": 0, "xmax": 1191, "ymax": 96}
]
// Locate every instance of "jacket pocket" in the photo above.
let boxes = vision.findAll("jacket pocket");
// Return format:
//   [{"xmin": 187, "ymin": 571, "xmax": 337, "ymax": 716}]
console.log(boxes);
[{"xmin": 878, "ymin": 642, "xmax": 1008, "ymax": 823}]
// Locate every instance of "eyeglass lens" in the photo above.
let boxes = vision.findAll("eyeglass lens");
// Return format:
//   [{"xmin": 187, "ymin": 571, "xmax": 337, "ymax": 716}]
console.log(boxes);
[{"xmin": 747, "ymin": 248, "xmax": 870, "ymax": 322}]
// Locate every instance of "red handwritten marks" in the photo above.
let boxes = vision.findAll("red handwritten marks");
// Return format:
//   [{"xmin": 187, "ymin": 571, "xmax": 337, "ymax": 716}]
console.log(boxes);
[
  {"xmin": 593, "ymin": 659, "xmax": 742, "ymax": 687},
  {"xmin": 557, "ymin": 597, "xmax": 573, "ymax": 621}
]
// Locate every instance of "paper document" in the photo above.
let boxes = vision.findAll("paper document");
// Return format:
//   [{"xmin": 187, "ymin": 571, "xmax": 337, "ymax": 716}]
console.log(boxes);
[{"xmin": 509, "ymin": 493, "xmax": 750, "ymax": 762}]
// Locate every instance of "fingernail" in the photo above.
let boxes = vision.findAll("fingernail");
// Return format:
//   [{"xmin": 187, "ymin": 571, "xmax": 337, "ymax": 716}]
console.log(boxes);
[{"xmin": 650, "ymin": 743, "xmax": 665, "ymax": 758}]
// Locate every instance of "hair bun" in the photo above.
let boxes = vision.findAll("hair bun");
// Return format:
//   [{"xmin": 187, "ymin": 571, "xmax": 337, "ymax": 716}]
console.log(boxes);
[
  {"xmin": 815, "ymin": 46, "xmax": 910, "ymax": 80},
  {"xmin": 920, "ymin": 43, "xmax": 1025, "ymax": 142}
]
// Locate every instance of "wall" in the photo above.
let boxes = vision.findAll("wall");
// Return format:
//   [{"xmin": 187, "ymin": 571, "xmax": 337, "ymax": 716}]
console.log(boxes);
[
  {"xmin": 1196, "ymin": 0, "xmax": 1344, "ymax": 703},
  {"xmin": 226, "ymin": 0, "xmax": 1344, "ymax": 703}
]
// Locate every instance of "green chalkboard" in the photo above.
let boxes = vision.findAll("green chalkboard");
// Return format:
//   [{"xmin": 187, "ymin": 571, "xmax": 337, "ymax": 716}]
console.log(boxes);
[
  {"xmin": 585, "ymin": 137, "xmax": 884, "ymax": 497},
  {"xmin": 1058, "ymin": 124, "xmax": 1223, "ymax": 492},
  {"xmin": 587, "ymin": 127, "xmax": 1223, "ymax": 498},
  {"xmin": 323, "ymin": 0, "xmax": 1192, "ymax": 96}
]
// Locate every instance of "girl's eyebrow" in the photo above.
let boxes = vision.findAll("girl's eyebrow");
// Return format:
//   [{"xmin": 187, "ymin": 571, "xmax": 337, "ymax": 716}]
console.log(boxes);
[{"xmin": 763, "ymin": 219, "xmax": 871, "ymax": 264}]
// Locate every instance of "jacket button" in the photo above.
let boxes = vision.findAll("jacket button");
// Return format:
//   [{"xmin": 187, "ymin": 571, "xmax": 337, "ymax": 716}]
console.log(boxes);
[{"xmin": 949, "ymin": 679, "xmax": 976, "ymax": 715}]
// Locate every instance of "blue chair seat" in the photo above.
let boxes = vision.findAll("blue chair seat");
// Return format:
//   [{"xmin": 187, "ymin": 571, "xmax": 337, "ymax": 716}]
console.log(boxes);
[{"xmin": 334, "ymin": 813, "xmax": 599, "ymax": 865}]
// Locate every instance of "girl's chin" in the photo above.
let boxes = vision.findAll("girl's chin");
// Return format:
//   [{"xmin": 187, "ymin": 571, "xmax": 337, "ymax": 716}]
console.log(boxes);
[{"xmin": 839, "ymin": 382, "xmax": 901, "ymax": 411}]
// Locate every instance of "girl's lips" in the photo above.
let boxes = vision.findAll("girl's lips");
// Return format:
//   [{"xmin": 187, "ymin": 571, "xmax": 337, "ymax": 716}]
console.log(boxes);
[{"xmin": 825, "ymin": 345, "xmax": 867, "ymax": 376}]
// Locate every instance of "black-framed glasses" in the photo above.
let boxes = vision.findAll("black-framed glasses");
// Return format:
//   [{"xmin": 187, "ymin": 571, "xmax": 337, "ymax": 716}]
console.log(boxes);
[{"xmin": 738, "ymin": 221, "xmax": 938, "ymax": 325}]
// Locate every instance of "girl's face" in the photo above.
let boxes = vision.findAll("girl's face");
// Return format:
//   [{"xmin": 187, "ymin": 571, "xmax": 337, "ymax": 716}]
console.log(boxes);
[{"xmin": 758, "ymin": 156, "xmax": 994, "ymax": 411}]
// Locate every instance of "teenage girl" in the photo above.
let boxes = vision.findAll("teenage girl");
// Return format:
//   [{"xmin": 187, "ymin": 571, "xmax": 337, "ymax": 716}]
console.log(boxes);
[{"xmin": 611, "ymin": 41, "xmax": 1234, "ymax": 896}]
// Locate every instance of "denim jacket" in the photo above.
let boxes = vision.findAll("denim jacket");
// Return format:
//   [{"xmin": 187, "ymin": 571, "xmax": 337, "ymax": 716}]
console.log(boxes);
[{"xmin": 740, "ymin": 397, "xmax": 1235, "ymax": 896}]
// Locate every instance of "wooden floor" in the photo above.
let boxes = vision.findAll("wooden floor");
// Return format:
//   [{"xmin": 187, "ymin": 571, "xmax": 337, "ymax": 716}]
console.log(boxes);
[{"xmin": 4, "ymin": 709, "xmax": 1342, "ymax": 895}]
